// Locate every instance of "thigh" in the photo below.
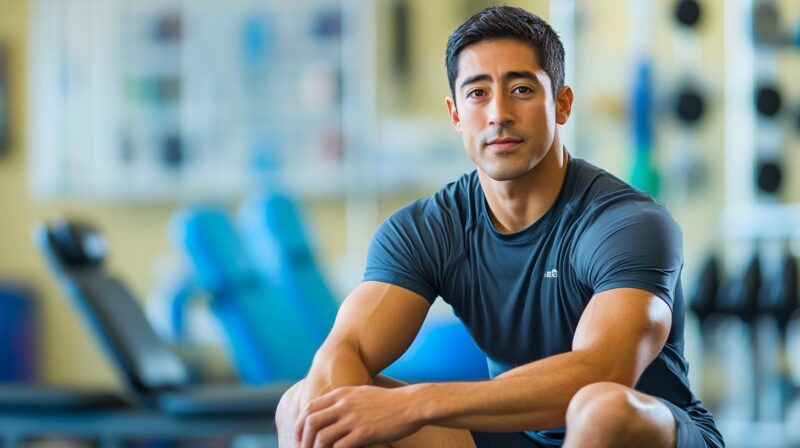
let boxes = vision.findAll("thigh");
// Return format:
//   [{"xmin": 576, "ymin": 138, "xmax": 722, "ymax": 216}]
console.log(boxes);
[{"xmin": 387, "ymin": 425, "xmax": 476, "ymax": 448}]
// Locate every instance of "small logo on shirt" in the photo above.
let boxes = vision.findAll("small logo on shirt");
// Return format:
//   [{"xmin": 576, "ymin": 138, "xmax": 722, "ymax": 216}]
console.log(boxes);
[{"xmin": 544, "ymin": 269, "xmax": 558, "ymax": 279}]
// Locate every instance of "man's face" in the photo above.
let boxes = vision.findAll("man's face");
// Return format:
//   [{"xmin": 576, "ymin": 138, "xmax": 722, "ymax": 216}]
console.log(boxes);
[{"xmin": 446, "ymin": 38, "xmax": 569, "ymax": 182}]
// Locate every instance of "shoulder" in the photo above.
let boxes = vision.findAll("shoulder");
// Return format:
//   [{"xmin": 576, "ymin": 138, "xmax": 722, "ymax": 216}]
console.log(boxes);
[
  {"xmin": 365, "ymin": 173, "xmax": 477, "ymax": 300},
  {"xmin": 568, "ymin": 158, "xmax": 680, "ymax": 239},
  {"xmin": 384, "ymin": 171, "xmax": 479, "ymax": 232}
]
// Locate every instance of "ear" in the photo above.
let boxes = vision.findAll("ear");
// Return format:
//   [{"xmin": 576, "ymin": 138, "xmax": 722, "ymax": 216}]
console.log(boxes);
[
  {"xmin": 445, "ymin": 96, "xmax": 461, "ymax": 132},
  {"xmin": 555, "ymin": 85, "xmax": 574, "ymax": 125}
]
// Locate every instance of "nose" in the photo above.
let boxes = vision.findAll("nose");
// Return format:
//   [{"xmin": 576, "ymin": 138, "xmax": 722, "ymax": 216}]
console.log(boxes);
[{"xmin": 488, "ymin": 93, "xmax": 513, "ymax": 127}]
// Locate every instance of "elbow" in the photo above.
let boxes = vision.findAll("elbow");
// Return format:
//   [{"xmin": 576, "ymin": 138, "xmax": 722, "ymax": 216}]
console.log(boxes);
[
  {"xmin": 604, "ymin": 370, "xmax": 641, "ymax": 389},
  {"xmin": 582, "ymin": 351, "xmax": 644, "ymax": 389}
]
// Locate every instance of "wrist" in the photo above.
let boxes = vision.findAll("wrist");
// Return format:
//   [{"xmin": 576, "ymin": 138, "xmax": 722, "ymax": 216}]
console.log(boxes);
[{"xmin": 401, "ymin": 382, "xmax": 444, "ymax": 426}]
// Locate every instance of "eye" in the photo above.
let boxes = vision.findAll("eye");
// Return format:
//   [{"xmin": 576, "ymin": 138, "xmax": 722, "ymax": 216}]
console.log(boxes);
[
  {"xmin": 513, "ymin": 85, "xmax": 533, "ymax": 94},
  {"xmin": 467, "ymin": 89, "xmax": 486, "ymax": 99}
]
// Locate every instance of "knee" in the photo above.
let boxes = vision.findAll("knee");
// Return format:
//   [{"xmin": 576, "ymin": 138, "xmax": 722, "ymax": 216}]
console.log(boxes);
[
  {"xmin": 566, "ymin": 382, "xmax": 639, "ymax": 435},
  {"xmin": 275, "ymin": 379, "xmax": 305, "ymax": 428}
]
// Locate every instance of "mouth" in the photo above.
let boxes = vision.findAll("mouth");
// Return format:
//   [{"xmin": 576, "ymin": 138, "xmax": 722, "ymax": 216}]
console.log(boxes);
[{"xmin": 485, "ymin": 137, "xmax": 523, "ymax": 152}]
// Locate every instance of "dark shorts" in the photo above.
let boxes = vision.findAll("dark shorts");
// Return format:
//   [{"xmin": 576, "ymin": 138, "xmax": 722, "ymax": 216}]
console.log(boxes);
[
  {"xmin": 471, "ymin": 400, "xmax": 721, "ymax": 448},
  {"xmin": 470, "ymin": 430, "xmax": 540, "ymax": 448},
  {"xmin": 659, "ymin": 398, "xmax": 722, "ymax": 448}
]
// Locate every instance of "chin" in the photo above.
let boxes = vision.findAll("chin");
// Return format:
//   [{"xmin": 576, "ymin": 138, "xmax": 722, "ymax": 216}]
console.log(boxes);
[{"xmin": 482, "ymin": 165, "xmax": 533, "ymax": 182}]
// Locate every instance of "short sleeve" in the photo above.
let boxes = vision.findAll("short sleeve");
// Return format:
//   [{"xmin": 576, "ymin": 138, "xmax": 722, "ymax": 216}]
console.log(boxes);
[
  {"xmin": 362, "ymin": 199, "xmax": 453, "ymax": 303},
  {"xmin": 573, "ymin": 200, "xmax": 683, "ymax": 309}
]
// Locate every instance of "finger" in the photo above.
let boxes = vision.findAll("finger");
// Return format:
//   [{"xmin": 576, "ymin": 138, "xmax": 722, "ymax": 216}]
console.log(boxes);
[
  {"xmin": 302, "ymin": 406, "xmax": 344, "ymax": 448},
  {"xmin": 331, "ymin": 429, "xmax": 368, "ymax": 448},
  {"xmin": 313, "ymin": 421, "xmax": 352, "ymax": 448},
  {"xmin": 294, "ymin": 394, "xmax": 337, "ymax": 442},
  {"xmin": 294, "ymin": 406, "xmax": 309, "ymax": 442}
]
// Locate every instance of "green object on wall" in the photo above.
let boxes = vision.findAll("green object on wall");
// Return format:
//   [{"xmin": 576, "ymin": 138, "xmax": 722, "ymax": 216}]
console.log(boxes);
[{"xmin": 630, "ymin": 144, "xmax": 660, "ymax": 198}]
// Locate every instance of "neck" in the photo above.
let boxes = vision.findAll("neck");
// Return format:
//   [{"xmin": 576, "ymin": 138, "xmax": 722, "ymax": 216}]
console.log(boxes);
[{"xmin": 479, "ymin": 142, "xmax": 569, "ymax": 234}]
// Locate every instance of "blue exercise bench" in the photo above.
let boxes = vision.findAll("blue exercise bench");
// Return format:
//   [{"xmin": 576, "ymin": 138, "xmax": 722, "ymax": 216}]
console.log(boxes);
[{"xmin": 169, "ymin": 188, "xmax": 489, "ymax": 385}]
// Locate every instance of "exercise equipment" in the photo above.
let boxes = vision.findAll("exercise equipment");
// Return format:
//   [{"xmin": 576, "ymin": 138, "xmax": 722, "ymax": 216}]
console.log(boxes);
[
  {"xmin": 708, "ymin": 249, "xmax": 800, "ymax": 422},
  {"xmin": 0, "ymin": 281, "xmax": 127, "ymax": 411},
  {"xmin": 717, "ymin": 254, "xmax": 761, "ymax": 323},
  {"xmin": 0, "ymin": 236, "xmax": 135, "ymax": 444},
  {"xmin": 755, "ymin": 158, "xmax": 783, "ymax": 195},
  {"xmin": 171, "ymin": 207, "xmax": 321, "ymax": 383},
  {"xmin": 0, "ymin": 383, "xmax": 128, "ymax": 412},
  {"xmin": 711, "ymin": 254, "xmax": 762, "ymax": 421},
  {"xmin": 758, "ymin": 252, "xmax": 798, "ymax": 335},
  {"xmin": 665, "ymin": 0, "xmax": 710, "ymax": 202},
  {"xmin": 756, "ymin": 252, "xmax": 799, "ymax": 420},
  {"xmin": 675, "ymin": 86, "xmax": 706, "ymax": 125},
  {"xmin": 674, "ymin": 0, "xmax": 702, "ymax": 28},
  {"xmin": 382, "ymin": 314, "xmax": 488, "ymax": 383},
  {"xmin": 170, "ymin": 191, "xmax": 489, "ymax": 385},
  {"xmin": 689, "ymin": 255, "xmax": 721, "ymax": 327},
  {"xmin": 238, "ymin": 189, "xmax": 338, "ymax": 345},
  {"xmin": 687, "ymin": 253, "xmax": 727, "ymax": 410},
  {"xmin": 34, "ymin": 218, "xmax": 289, "ymax": 414},
  {"xmin": 755, "ymin": 84, "xmax": 782, "ymax": 118}
]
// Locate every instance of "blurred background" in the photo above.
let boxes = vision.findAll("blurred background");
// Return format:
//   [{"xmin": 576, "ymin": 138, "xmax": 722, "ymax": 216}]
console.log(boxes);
[{"xmin": 1, "ymin": 0, "xmax": 799, "ymax": 446}]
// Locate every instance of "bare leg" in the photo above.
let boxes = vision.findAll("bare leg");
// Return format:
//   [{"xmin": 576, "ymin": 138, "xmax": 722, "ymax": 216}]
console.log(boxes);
[
  {"xmin": 275, "ymin": 375, "xmax": 475, "ymax": 448},
  {"xmin": 563, "ymin": 382, "xmax": 676, "ymax": 448}
]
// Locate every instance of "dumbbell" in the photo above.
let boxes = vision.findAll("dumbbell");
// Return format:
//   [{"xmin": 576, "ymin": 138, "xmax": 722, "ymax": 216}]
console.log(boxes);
[
  {"xmin": 717, "ymin": 254, "xmax": 761, "ymax": 324},
  {"xmin": 755, "ymin": 84, "xmax": 782, "ymax": 118},
  {"xmin": 675, "ymin": 86, "xmax": 706, "ymax": 125},
  {"xmin": 758, "ymin": 252, "xmax": 798, "ymax": 334},
  {"xmin": 716, "ymin": 254, "xmax": 762, "ymax": 418},
  {"xmin": 756, "ymin": 252, "xmax": 798, "ymax": 419},
  {"xmin": 688, "ymin": 254, "xmax": 723, "ymax": 408},
  {"xmin": 755, "ymin": 158, "xmax": 783, "ymax": 195},
  {"xmin": 674, "ymin": 0, "xmax": 702, "ymax": 28},
  {"xmin": 689, "ymin": 254, "xmax": 720, "ymax": 327}
]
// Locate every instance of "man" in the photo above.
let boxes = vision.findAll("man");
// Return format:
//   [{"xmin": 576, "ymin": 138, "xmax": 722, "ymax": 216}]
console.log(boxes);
[{"xmin": 276, "ymin": 6, "xmax": 724, "ymax": 448}]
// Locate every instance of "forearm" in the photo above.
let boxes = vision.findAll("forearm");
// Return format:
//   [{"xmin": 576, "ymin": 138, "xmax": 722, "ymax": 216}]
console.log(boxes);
[
  {"xmin": 299, "ymin": 339, "xmax": 375, "ymax": 405},
  {"xmin": 404, "ymin": 349, "xmax": 624, "ymax": 432}
]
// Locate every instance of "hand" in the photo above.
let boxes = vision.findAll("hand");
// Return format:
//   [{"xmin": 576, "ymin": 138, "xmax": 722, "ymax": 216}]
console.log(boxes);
[{"xmin": 294, "ymin": 385, "xmax": 422, "ymax": 448}]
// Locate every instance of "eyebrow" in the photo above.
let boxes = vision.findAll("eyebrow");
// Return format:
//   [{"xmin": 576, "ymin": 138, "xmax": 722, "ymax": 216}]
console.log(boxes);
[{"xmin": 459, "ymin": 70, "xmax": 538, "ymax": 90}]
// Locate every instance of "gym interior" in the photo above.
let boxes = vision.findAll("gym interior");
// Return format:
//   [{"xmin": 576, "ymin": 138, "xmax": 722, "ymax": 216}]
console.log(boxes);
[{"xmin": 0, "ymin": 0, "xmax": 798, "ymax": 446}]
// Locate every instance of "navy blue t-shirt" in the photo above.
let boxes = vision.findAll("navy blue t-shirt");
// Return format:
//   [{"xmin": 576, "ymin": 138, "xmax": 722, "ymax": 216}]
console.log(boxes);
[{"xmin": 364, "ymin": 157, "xmax": 722, "ymax": 447}]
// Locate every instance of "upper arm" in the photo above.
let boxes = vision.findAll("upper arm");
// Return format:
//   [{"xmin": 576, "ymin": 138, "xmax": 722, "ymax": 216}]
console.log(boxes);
[
  {"xmin": 574, "ymin": 202, "xmax": 683, "ymax": 309},
  {"xmin": 325, "ymin": 281, "xmax": 431, "ymax": 376},
  {"xmin": 569, "ymin": 200, "xmax": 680, "ymax": 384},
  {"xmin": 572, "ymin": 288, "xmax": 672, "ymax": 386}
]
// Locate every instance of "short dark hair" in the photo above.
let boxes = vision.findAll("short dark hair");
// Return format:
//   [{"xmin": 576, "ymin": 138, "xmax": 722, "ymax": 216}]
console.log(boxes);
[{"xmin": 445, "ymin": 6, "xmax": 565, "ymax": 101}]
